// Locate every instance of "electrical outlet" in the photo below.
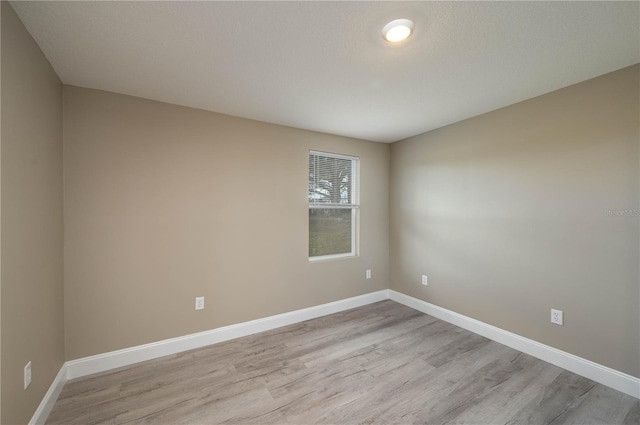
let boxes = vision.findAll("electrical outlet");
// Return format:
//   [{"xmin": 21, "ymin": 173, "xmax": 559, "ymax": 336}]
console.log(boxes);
[
  {"xmin": 24, "ymin": 361, "xmax": 32, "ymax": 390},
  {"xmin": 421, "ymin": 275, "xmax": 428, "ymax": 286},
  {"xmin": 366, "ymin": 269, "xmax": 372, "ymax": 279},
  {"xmin": 551, "ymin": 309, "xmax": 563, "ymax": 325},
  {"xmin": 195, "ymin": 296, "xmax": 205, "ymax": 311}
]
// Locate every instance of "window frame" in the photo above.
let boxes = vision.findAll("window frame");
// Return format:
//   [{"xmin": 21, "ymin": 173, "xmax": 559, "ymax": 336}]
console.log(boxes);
[{"xmin": 308, "ymin": 150, "xmax": 360, "ymax": 262}]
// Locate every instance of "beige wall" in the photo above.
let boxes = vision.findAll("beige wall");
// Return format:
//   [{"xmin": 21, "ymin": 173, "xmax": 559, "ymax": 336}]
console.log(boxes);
[
  {"xmin": 390, "ymin": 65, "xmax": 640, "ymax": 377},
  {"xmin": 63, "ymin": 86, "xmax": 390, "ymax": 360},
  {"xmin": 1, "ymin": 2, "xmax": 65, "ymax": 424}
]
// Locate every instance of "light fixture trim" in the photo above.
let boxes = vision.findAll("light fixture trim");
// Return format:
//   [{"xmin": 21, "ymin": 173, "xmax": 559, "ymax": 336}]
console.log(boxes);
[{"xmin": 382, "ymin": 18, "xmax": 414, "ymax": 43}]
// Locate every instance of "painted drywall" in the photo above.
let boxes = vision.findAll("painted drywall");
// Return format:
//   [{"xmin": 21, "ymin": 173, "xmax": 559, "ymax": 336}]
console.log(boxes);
[
  {"xmin": 63, "ymin": 86, "xmax": 390, "ymax": 360},
  {"xmin": 390, "ymin": 64, "xmax": 639, "ymax": 378},
  {"xmin": 1, "ymin": 2, "xmax": 65, "ymax": 423}
]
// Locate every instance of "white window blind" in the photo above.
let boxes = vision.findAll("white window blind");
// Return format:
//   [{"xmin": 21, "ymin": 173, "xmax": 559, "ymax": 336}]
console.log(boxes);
[{"xmin": 308, "ymin": 151, "xmax": 359, "ymax": 208}]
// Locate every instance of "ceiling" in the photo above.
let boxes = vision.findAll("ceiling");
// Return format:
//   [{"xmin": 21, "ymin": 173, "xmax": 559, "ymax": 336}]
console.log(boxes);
[{"xmin": 10, "ymin": 1, "xmax": 640, "ymax": 143}]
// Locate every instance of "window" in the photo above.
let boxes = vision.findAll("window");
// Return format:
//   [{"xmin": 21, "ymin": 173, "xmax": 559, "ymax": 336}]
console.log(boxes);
[{"xmin": 308, "ymin": 151, "xmax": 359, "ymax": 260}]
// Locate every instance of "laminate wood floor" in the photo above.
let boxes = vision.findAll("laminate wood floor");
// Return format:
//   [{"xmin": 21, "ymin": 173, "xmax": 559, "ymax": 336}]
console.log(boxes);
[{"xmin": 47, "ymin": 301, "xmax": 639, "ymax": 424}]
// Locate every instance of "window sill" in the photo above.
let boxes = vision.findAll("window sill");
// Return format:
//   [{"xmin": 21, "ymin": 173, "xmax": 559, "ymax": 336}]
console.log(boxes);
[{"xmin": 308, "ymin": 253, "xmax": 357, "ymax": 262}]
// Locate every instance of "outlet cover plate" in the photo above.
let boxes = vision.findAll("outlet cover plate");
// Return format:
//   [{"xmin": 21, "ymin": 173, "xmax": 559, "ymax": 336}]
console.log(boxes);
[
  {"xmin": 421, "ymin": 275, "xmax": 428, "ymax": 286},
  {"xmin": 24, "ymin": 361, "xmax": 32, "ymax": 389},
  {"xmin": 551, "ymin": 309, "xmax": 563, "ymax": 325},
  {"xmin": 195, "ymin": 296, "xmax": 205, "ymax": 310},
  {"xmin": 366, "ymin": 269, "xmax": 371, "ymax": 279}
]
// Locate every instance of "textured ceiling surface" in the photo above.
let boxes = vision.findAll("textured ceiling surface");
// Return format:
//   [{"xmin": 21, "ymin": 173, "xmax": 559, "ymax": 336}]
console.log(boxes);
[{"xmin": 10, "ymin": 1, "xmax": 640, "ymax": 143}]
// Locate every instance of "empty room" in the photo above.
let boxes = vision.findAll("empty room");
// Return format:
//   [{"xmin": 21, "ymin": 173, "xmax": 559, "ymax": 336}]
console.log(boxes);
[{"xmin": 1, "ymin": 1, "xmax": 639, "ymax": 424}]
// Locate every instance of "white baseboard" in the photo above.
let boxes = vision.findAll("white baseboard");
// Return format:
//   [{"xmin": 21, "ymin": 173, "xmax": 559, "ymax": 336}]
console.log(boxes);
[
  {"xmin": 28, "ymin": 363, "xmax": 67, "ymax": 425},
  {"xmin": 32, "ymin": 287, "xmax": 639, "ymax": 424},
  {"xmin": 388, "ymin": 290, "xmax": 640, "ymax": 399},
  {"xmin": 66, "ymin": 290, "xmax": 389, "ymax": 380}
]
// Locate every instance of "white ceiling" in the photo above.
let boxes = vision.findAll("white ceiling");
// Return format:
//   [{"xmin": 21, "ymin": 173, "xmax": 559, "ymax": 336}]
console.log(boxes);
[{"xmin": 10, "ymin": 1, "xmax": 640, "ymax": 143}]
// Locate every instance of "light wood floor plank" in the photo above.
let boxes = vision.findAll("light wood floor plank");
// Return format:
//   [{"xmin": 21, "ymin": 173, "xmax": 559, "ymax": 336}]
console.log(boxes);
[{"xmin": 46, "ymin": 301, "xmax": 639, "ymax": 424}]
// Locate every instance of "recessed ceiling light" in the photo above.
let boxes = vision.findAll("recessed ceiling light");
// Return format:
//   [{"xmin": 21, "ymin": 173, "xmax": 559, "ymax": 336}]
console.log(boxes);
[{"xmin": 382, "ymin": 19, "xmax": 414, "ymax": 43}]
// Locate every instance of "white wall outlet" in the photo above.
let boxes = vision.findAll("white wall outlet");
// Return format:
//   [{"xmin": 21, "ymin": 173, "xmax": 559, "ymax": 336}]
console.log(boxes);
[
  {"xmin": 24, "ymin": 361, "xmax": 32, "ymax": 390},
  {"xmin": 421, "ymin": 275, "xmax": 428, "ymax": 286},
  {"xmin": 366, "ymin": 269, "xmax": 372, "ymax": 279},
  {"xmin": 551, "ymin": 309, "xmax": 563, "ymax": 325},
  {"xmin": 195, "ymin": 296, "xmax": 205, "ymax": 311}
]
